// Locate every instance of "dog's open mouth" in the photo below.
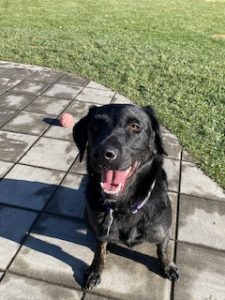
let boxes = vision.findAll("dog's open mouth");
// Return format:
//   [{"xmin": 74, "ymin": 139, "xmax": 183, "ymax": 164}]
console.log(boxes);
[{"xmin": 100, "ymin": 161, "xmax": 138, "ymax": 197}]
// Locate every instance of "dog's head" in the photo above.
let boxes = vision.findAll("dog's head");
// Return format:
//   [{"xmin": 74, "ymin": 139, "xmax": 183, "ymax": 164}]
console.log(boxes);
[{"xmin": 73, "ymin": 104, "xmax": 166, "ymax": 201}]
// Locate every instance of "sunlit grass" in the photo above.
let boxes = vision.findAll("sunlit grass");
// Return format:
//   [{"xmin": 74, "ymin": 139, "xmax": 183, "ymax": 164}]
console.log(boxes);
[{"xmin": 0, "ymin": 0, "xmax": 224, "ymax": 188}]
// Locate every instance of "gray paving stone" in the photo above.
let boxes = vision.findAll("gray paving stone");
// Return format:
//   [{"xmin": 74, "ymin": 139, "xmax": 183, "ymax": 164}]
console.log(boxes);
[
  {"xmin": 43, "ymin": 84, "xmax": 82, "ymax": 100},
  {"xmin": 0, "ymin": 206, "xmax": 37, "ymax": 270},
  {"xmin": 0, "ymin": 110, "xmax": 15, "ymax": 127},
  {"xmin": 0, "ymin": 274, "xmax": 82, "ymax": 300},
  {"xmin": 27, "ymin": 70, "xmax": 63, "ymax": 83},
  {"xmin": 0, "ymin": 161, "xmax": 13, "ymax": 178},
  {"xmin": 93, "ymin": 242, "xmax": 173, "ymax": 300},
  {"xmin": 182, "ymin": 149, "xmax": 197, "ymax": 163},
  {"xmin": 20, "ymin": 137, "xmax": 77, "ymax": 171},
  {"xmin": 163, "ymin": 158, "xmax": 180, "ymax": 193},
  {"xmin": 85, "ymin": 293, "xmax": 111, "ymax": 300},
  {"xmin": 11, "ymin": 80, "xmax": 49, "ymax": 95},
  {"xmin": 0, "ymin": 68, "xmax": 6, "ymax": 75},
  {"xmin": 0, "ymin": 130, "xmax": 38, "ymax": 162},
  {"xmin": 66, "ymin": 100, "xmax": 96, "ymax": 119},
  {"xmin": 162, "ymin": 132, "xmax": 182, "ymax": 160},
  {"xmin": 25, "ymin": 96, "xmax": 70, "ymax": 116},
  {"xmin": 1, "ymin": 68, "xmax": 34, "ymax": 80},
  {"xmin": 0, "ymin": 61, "xmax": 47, "ymax": 72},
  {"xmin": 178, "ymin": 194, "xmax": 225, "ymax": 250},
  {"xmin": 160, "ymin": 125, "xmax": 170, "ymax": 133},
  {"xmin": 181, "ymin": 162, "xmax": 225, "ymax": 201},
  {"xmin": 0, "ymin": 92, "xmax": 35, "ymax": 110},
  {"xmin": 10, "ymin": 212, "xmax": 173, "ymax": 299},
  {"xmin": 2, "ymin": 111, "xmax": 50, "ymax": 136},
  {"xmin": 57, "ymin": 73, "xmax": 89, "ymax": 87},
  {"xmin": 76, "ymin": 88, "xmax": 114, "ymax": 104},
  {"xmin": 44, "ymin": 124, "xmax": 74, "ymax": 141},
  {"xmin": 70, "ymin": 156, "xmax": 87, "ymax": 175},
  {"xmin": 86, "ymin": 81, "xmax": 111, "ymax": 91},
  {"xmin": 46, "ymin": 173, "xmax": 87, "ymax": 219},
  {"xmin": 111, "ymin": 93, "xmax": 133, "ymax": 104},
  {"xmin": 0, "ymin": 164, "xmax": 64, "ymax": 210},
  {"xmin": 174, "ymin": 243, "xmax": 225, "ymax": 300},
  {"xmin": 10, "ymin": 214, "xmax": 95, "ymax": 288},
  {"xmin": 0, "ymin": 78, "xmax": 21, "ymax": 92}
]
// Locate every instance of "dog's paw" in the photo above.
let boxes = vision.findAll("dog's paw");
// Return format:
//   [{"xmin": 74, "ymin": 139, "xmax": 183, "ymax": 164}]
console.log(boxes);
[
  {"xmin": 83, "ymin": 268, "xmax": 102, "ymax": 290},
  {"xmin": 164, "ymin": 263, "xmax": 180, "ymax": 281}
]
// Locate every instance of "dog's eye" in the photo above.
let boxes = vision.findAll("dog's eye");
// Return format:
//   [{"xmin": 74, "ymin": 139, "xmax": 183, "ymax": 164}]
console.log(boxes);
[{"xmin": 128, "ymin": 122, "xmax": 141, "ymax": 133}]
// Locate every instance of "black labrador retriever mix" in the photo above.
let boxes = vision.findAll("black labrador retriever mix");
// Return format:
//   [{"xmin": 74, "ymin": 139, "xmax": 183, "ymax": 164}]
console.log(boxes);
[{"xmin": 73, "ymin": 104, "xmax": 180, "ymax": 290}]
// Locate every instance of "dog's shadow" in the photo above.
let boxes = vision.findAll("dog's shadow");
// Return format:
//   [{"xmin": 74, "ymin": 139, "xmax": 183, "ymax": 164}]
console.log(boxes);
[
  {"xmin": 108, "ymin": 243, "xmax": 165, "ymax": 278},
  {"xmin": 26, "ymin": 222, "xmax": 95, "ymax": 286},
  {"xmin": 0, "ymin": 177, "xmax": 165, "ymax": 287}
]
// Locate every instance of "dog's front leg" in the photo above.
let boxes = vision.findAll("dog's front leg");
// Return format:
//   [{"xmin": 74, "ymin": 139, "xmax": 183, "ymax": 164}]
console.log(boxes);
[
  {"xmin": 83, "ymin": 240, "xmax": 107, "ymax": 290},
  {"xmin": 156, "ymin": 235, "xmax": 180, "ymax": 281}
]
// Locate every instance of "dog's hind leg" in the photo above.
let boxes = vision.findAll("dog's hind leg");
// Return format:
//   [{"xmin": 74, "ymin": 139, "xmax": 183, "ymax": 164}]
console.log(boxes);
[
  {"xmin": 156, "ymin": 235, "xmax": 180, "ymax": 281},
  {"xmin": 83, "ymin": 241, "xmax": 107, "ymax": 290}
]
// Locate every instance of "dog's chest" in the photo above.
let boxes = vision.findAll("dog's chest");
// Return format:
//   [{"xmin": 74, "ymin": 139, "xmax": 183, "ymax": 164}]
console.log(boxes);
[
  {"xmin": 106, "ymin": 213, "xmax": 144, "ymax": 246},
  {"xmin": 107, "ymin": 212, "xmax": 167, "ymax": 246}
]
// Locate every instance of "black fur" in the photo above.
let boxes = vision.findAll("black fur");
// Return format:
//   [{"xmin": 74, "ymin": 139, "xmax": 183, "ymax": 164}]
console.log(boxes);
[{"xmin": 73, "ymin": 104, "xmax": 179, "ymax": 289}]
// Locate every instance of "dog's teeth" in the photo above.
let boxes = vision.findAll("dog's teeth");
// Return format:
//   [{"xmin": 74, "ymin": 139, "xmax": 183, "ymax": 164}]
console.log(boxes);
[
  {"xmin": 105, "ymin": 190, "xmax": 116, "ymax": 195},
  {"xmin": 126, "ymin": 167, "xmax": 132, "ymax": 176},
  {"xmin": 117, "ymin": 183, "xmax": 122, "ymax": 192},
  {"xmin": 100, "ymin": 183, "xmax": 122, "ymax": 195}
]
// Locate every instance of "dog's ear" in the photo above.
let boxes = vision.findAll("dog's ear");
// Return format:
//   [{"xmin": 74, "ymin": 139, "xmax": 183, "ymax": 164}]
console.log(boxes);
[
  {"xmin": 73, "ymin": 106, "xmax": 96, "ymax": 161},
  {"xmin": 143, "ymin": 106, "xmax": 167, "ymax": 155}
]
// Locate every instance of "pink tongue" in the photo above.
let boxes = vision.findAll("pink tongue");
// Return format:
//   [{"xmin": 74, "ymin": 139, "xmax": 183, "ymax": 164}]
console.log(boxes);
[{"xmin": 101, "ymin": 169, "xmax": 128, "ymax": 192}]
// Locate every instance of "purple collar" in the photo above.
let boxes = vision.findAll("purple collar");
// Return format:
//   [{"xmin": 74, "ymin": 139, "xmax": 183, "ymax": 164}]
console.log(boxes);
[
  {"xmin": 106, "ymin": 180, "xmax": 156, "ymax": 214},
  {"xmin": 129, "ymin": 180, "xmax": 155, "ymax": 214}
]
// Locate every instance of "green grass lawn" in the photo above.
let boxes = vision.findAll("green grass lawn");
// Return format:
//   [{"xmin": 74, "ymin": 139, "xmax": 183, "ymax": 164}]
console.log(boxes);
[{"xmin": 0, "ymin": 0, "xmax": 225, "ymax": 188}]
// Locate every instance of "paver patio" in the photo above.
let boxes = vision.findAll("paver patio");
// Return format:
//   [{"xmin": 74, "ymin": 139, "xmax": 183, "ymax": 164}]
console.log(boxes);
[{"xmin": 0, "ymin": 61, "xmax": 224, "ymax": 300}]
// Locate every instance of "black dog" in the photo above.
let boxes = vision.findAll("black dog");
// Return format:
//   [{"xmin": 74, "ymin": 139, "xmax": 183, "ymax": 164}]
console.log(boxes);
[{"xmin": 73, "ymin": 104, "xmax": 180, "ymax": 289}]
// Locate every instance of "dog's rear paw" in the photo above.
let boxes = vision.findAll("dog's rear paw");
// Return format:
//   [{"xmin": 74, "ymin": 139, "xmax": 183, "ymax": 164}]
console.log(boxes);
[
  {"xmin": 83, "ymin": 268, "xmax": 102, "ymax": 290},
  {"xmin": 164, "ymin": 263, "xmax": 180, "ymax": 281}
]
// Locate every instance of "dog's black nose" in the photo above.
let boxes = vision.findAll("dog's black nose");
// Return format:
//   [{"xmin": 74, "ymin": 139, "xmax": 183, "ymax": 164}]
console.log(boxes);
[
  {"xmin": 93, "ymin": 146, "xmax": 118, "ymax": 162},
  {"xmin": 104, "ymin": 148, "xmax": 117, "ymax": 161}
]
